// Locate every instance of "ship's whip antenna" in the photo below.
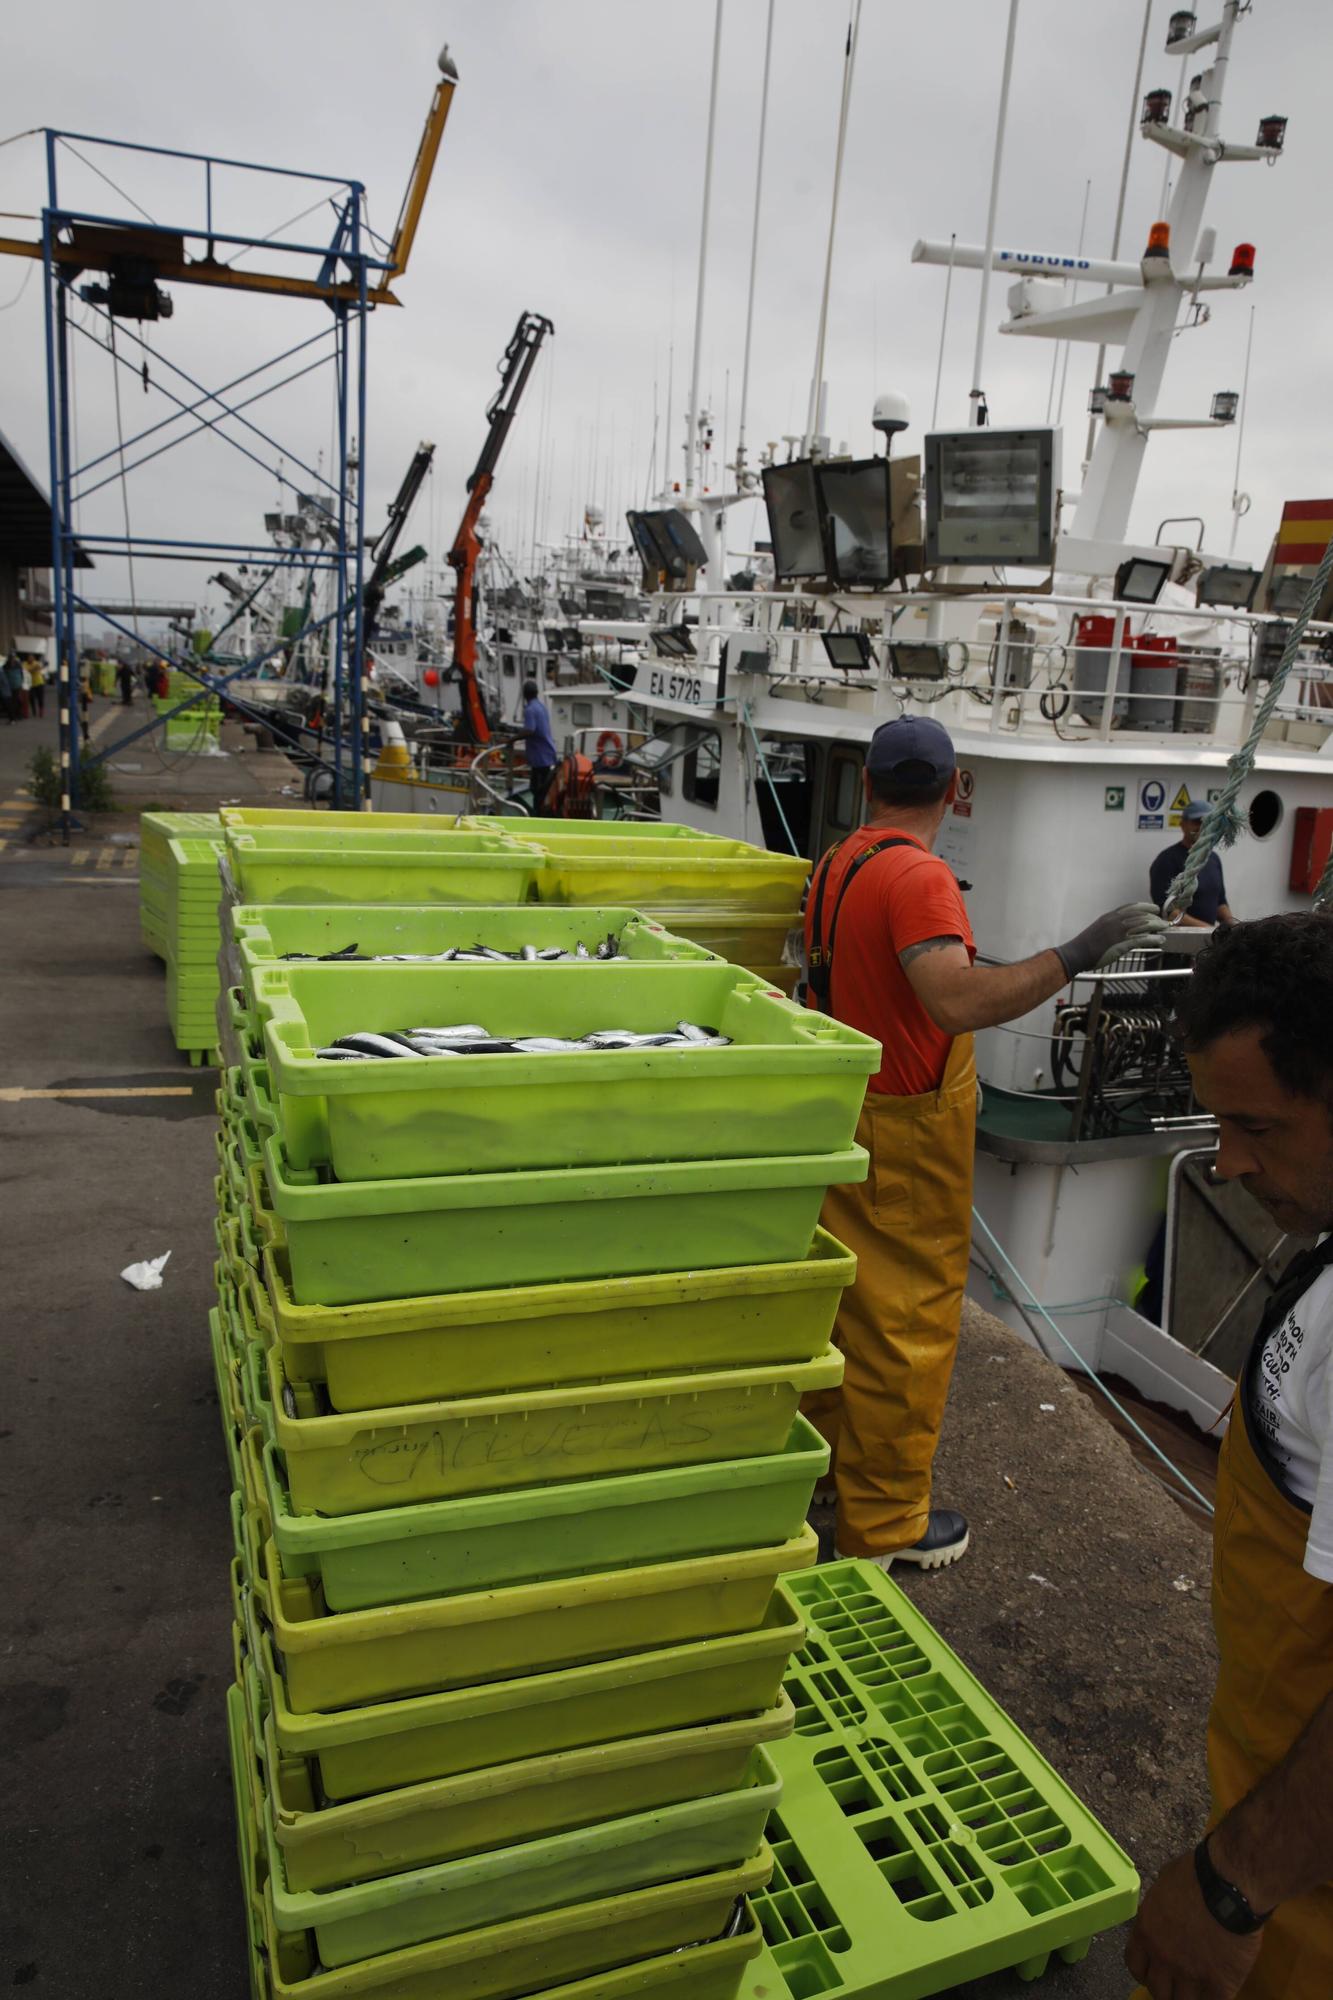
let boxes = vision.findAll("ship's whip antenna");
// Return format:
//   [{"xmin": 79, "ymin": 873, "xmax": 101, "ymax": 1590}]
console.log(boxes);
[
  {"xmin": 968, "ymin": 0, "xmax": 1021, "ymax": 427},
  {"xmin": 804, "ymin": 0, "xmax": 862, "ymax": 454},
  {"xmin": 735, "ymin": 0, "xmax": 776, "ymax": 483}
]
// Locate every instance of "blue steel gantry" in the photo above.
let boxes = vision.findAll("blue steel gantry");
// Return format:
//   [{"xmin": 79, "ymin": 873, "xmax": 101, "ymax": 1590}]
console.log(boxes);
[{"xmin": 0, "ymin": 48, "xmax": 457, "ymax": 825}]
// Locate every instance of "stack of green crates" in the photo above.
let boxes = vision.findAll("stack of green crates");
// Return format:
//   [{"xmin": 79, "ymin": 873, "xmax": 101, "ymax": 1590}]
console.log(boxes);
[
  {"xmin": 139, "ymin": 810, "xmax": 224, "ymax": 960},
  {"xmin": 163, "ymin": 836, "xmax": 226, "ymax": 1062},
  {"xmin": 216, "ymin": 810, "xmax": 809, "ymax": 997},
  {"xmin": 212, "ymin": 898, "xmax": 877, "ymax": 2000},
  {"xmin": 459, "ymin": 816, "xmax": 810, "ymax": 997},
  {"xmin": 139, "ymin": 812, "xmax": 226, "ymax": 1063},
  {"xmin": 154, "ymin": 689, "xmax": 223, "ymax": 750}
]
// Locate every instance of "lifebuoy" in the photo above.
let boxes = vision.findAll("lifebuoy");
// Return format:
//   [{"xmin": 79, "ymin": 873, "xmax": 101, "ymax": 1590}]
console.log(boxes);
[{"xmin": 595, "ymin": 729, "xmax": 624, "ymax": 769}]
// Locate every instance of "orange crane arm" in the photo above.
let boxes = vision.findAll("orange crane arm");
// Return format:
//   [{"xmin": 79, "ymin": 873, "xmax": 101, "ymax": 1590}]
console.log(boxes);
[
  {"xmin": 448, "ymin": 473, "xmax": 493, "ymax": 746},
  {"xmin": 447, "ymin": 312, "xmax": 554, "ymax": 747}
]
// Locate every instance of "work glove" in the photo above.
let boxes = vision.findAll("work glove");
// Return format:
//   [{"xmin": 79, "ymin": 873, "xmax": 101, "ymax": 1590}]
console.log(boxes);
[{"xmin": 1054, "ymin": 901, "xmax": 1169, "ymax": 979}]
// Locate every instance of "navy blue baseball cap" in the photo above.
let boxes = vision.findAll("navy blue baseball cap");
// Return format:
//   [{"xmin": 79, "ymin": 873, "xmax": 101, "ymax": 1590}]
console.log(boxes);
[
  {"xmin": 1180, "ymin": 798, "xmax": 1207, "ymax": 822},
  {"xmin": 865, "ymin": 715, "xmax": 956, "ymax": 786}
]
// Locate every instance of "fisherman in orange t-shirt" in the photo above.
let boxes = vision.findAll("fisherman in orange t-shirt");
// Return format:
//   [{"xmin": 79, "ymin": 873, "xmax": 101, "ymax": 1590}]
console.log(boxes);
[{"xmin": 804, "ymin": 716, "xmax": 1163, "ymax": 1571}]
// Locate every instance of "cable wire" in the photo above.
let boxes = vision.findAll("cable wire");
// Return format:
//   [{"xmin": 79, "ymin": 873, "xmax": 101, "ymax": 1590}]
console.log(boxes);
[{"xmin": 972, "ymin": 1208, "xmax": 1217, "ymax": 1513}]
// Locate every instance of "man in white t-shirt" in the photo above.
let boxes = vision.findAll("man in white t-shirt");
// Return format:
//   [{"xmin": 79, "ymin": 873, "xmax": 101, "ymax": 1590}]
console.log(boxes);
[{"xmin": 1126, "ymin": 911, "xmax": 1333, "ymax": 2000}]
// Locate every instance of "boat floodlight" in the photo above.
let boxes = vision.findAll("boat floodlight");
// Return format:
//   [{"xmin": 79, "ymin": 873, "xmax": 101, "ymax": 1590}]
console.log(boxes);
[
  {"xmin": 649, "ymin": 626, "xmax": 696, "ymax": 661},
  {"xmin": 761, "ymin": 460, "xmax": 828, "ymax": 582},
  {"xmin": 1257, "ymin": 115, "xmax": 1288, "ymax": 153},
  {"xmin": 820, "ymin": 631, "xmax": 876, "ymax": 673},
  {"xmin": 1114, "ymin": 556, "xmax": 1172, "ymax": 606},
  {"xmin": 1141, "ymin": 88, "xmax": 1173, "ymax": 127},
  {"xmin": 923, "ymin": 427, "xmax": 1059, "ymax": 571},
  {"xmin": 1088, "ymin": 385, "xmax": 1109, "ymax": 416},
  {"xmin": 1268, "ymin": 576, "xmax": 1310, "ymax": 616},
  {"xmin": 1145, "ymin": 222, "xmax": 1172, "ymax": 260},
  {"xmin": 1229, "ymin": 242, "xmax": 1257, "ymax": 278},
  {"xmin": 1167, "ymin": 11, "xmax": 1196, "ymax": 46},
  {"xmin": 889, "ymin": 642, "xmax": 950, "ymax": 684},
  {"xmin": 1107, "ymin": 371, "xmax": 1136, "ymax": 404},
  {"xmin": 816, "ymin": 459, "xmax": 894, "ymax": 588},
  {"xmin": 1210, "ymin": 391, "xmax": 1239, "ymax": 424},
  {"xmin": 1196, "ymin": 564, "xmax": 1261, "ymax": 611}
]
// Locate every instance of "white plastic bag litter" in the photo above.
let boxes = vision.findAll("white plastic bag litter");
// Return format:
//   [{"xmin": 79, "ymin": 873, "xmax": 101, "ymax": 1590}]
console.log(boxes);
[{"xmin": 121, "ymin": 1251, "xmax": 172, "ymax": 1291}]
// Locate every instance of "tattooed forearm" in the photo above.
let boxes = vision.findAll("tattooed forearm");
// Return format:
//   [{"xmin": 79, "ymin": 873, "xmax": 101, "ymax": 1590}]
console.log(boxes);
[{"xmin": 898, "ymin": 935, "xmax": 964, "ymax": 967}]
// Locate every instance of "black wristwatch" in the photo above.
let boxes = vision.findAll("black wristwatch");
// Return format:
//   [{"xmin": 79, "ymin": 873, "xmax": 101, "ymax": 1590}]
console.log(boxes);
[{"xmin": 1193, "ymin": 1836, "xmax": 1272, "ymax": 1935}]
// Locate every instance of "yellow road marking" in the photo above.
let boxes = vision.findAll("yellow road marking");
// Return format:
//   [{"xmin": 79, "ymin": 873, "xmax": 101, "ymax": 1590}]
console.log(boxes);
[
  {"xmin": 0, "ymin": 1085, "xmax": 193, "ymax": 1102},
  {"xmin": 95, "ymin": 846, "xmax": 114, "ymax": 870}
]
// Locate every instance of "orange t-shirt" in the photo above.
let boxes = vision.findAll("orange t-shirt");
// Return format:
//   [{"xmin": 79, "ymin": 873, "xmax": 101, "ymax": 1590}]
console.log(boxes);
[{"xmin": 804, "ymin": 825, "xmax": 975, "ymax": 1096}]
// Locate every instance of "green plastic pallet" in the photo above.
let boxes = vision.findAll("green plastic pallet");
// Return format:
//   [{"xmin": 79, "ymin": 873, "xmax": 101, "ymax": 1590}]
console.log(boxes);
[{"xmin": 744, "ymin": 1563, "xmax": 1139, "ymax": 1999}]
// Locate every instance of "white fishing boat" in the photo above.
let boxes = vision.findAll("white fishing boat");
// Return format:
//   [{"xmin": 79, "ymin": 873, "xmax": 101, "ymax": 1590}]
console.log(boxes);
[{"xmin": 524, "ymin": 0, "xmax": 1333, "ymax": 1424}]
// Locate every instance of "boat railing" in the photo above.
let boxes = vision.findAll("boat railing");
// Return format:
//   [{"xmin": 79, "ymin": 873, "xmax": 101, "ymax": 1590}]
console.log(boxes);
[
  {"xmin": 466, "ymin": 741, "xmax": 531, "ymax": 816},
  {"xmin": 583, "ymin": 586, "xmax": 1333, "ymax": 752}
]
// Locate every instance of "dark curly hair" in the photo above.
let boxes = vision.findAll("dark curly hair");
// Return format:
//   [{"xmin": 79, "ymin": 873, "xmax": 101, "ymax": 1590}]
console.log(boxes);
[{"xmin": 1176, "ymin": 912, "xmax": 1333, "ymax": 1107}]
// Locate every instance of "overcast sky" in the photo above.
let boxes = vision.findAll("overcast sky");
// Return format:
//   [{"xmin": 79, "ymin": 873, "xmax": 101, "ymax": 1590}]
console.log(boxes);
[{"xmin": 2, "ymin": 0, "xmax": 1327, "ymax": 632}]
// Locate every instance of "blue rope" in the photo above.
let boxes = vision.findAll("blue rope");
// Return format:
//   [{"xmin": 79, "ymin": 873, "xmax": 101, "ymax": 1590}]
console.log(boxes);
[
  {"xmin": 972, "ymin": 1207, "xmax": 1217, "ymax": 1514},
  {"xmin": 740, "ymin": 700, "xmax": 804, "ymax": 858}
]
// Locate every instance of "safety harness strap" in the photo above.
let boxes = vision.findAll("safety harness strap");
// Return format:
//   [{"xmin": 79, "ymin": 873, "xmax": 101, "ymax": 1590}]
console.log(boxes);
[{"xmin": 808, "ymin": 836, "xmax": 915, "ymax": 1009}]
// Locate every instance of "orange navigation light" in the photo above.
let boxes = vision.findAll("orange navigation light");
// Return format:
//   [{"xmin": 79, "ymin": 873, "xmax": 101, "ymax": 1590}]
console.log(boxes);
[{"xmin": 1145, "ymin": 222, "xmax": 1172, "ymax": 259}]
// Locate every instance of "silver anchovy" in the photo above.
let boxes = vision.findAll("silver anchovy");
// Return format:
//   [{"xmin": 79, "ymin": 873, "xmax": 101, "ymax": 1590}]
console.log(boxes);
[
  {"xmin": 511, "ymin": 1036, "xmax": 585, "ymax": 1053},
  {"xmin": 315, "ymin": 1046, "xmax": 374, "ymax": 1060},
  {"xmin": 332, "ymin": 1032, "xmax": 423, "ymax": 1058}
]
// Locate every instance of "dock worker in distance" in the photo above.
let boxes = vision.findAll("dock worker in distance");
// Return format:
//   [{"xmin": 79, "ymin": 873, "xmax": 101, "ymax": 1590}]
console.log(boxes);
[
  {"xmin": 803, "ymin": 714, "xmax": 1164, "ymax": 1573},
  {"xmin": 1150, "ymin": 798, "xmax": 1235, "ymax": 928},
  {"xmin": 521, "ymin": 679, "xmax": 558, "ymax": 814},
  {"xmin": 1126, "ymin": 912, "xmax": 1333, "ymax": 2000}
]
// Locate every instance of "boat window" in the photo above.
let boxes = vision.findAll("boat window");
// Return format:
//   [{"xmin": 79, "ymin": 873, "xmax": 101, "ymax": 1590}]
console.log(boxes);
[
  {"xmin": 571, "ymin": 701, "xmax": 593, "ymax": 728},
  {"xmin": 828, "ymin": 751, "xmax": 862, "ymax": 831},
  {"xmin": 682, "ymin": 728, "xmax": 721, "ymax": 809},
  {"xmin": 1247, "ymin": 789, "xmax": 1282, "ymax": 839},
  {"xmin": 501, "ymin": 652, "xmax": 516, "ymax": 678}
]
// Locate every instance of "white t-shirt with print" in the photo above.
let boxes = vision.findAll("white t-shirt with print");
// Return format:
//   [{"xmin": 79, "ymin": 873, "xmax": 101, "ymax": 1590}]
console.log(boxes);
[{"xmin": 1247, "ymin": 1255, "xmax": 1333, "ymax": 1583}]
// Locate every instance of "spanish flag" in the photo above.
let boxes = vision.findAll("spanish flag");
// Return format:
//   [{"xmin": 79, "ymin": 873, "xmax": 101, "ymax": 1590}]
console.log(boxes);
[{"xmin": 1274, "ymin": 499, "xmax": 1333, "ymax": 569}]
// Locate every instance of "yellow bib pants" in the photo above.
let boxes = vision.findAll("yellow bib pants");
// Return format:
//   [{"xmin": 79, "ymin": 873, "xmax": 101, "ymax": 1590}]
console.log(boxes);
[{"xmin": 804, "ymin": 1033, "xmax": 976, "ymax": 1558}]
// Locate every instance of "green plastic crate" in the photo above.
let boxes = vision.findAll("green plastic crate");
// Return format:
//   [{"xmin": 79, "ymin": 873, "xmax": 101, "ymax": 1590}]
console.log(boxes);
[
  {"xmin": 650, "ymin": 909, "xmax": 801, "ymax": 970},
  {"xmin": 258, "ymin": 1338, "xmax": 841, "ymax": 1517},
  {"xmin": 255, "ymin": 1417, "xmax": 828, "ymax": 1607},
  {"xmin": 226, "ymin": 1684, "xmax": 770, "ymax": 2000},
  {"xmin": 251, "ymin": 1225, "xmax": 855, "ymax": 1405},
  {"xmin": 230, "ymin": 903, "xmax": 717, "ymax": 1014},
  {"xmin": 236, "ymin": 1671, "xmax": 780, "ymax": 1963},
  {"xmin": 243, "ymin": 1916, "xmax": 767, "ymax": 2000},
  {"xmin": 244, "ymin": 1654, "xmax": 790, "ymax": 1896},
  {"xmin": 250, "ymin": 959, "xmax": 878, "ymax": 1179},
  {"xmin": 461, "ymin": 818, "xmax": 741, "ymax": 845},
  {"xmin": 741, "ymin": 1563, "xmax": 1140, "ymax": 1999},
  {"xmin": 262, "ymin": 1133, "xmax": 867, "ymax": 1308},
  {"xmin": 247, "ymin": 1588, "xmax": 806, "ymax": 1799},
  {"xmin": 246, "ymin": 1523, "xmax": 818, "ymax": 1712},
  {"xmin": 224, "ymin": 828, "xmax": 546, "ymax": 908}
]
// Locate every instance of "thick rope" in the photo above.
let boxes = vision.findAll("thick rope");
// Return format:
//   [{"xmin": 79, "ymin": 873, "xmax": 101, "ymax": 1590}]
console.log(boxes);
[{"xmin": 1164, "ymin": 535, "xmax": 1333, "ymax": 920}]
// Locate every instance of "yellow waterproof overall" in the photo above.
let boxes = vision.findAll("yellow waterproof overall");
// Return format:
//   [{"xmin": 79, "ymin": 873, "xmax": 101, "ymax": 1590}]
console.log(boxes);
[
  {"xmin": 1131, "ymin": 1244, "xmax": 1333, "ymax": 1999},
  {"xmin": 804, "ymin": 1032, "xmax": 977, "ymax": 1557}
]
